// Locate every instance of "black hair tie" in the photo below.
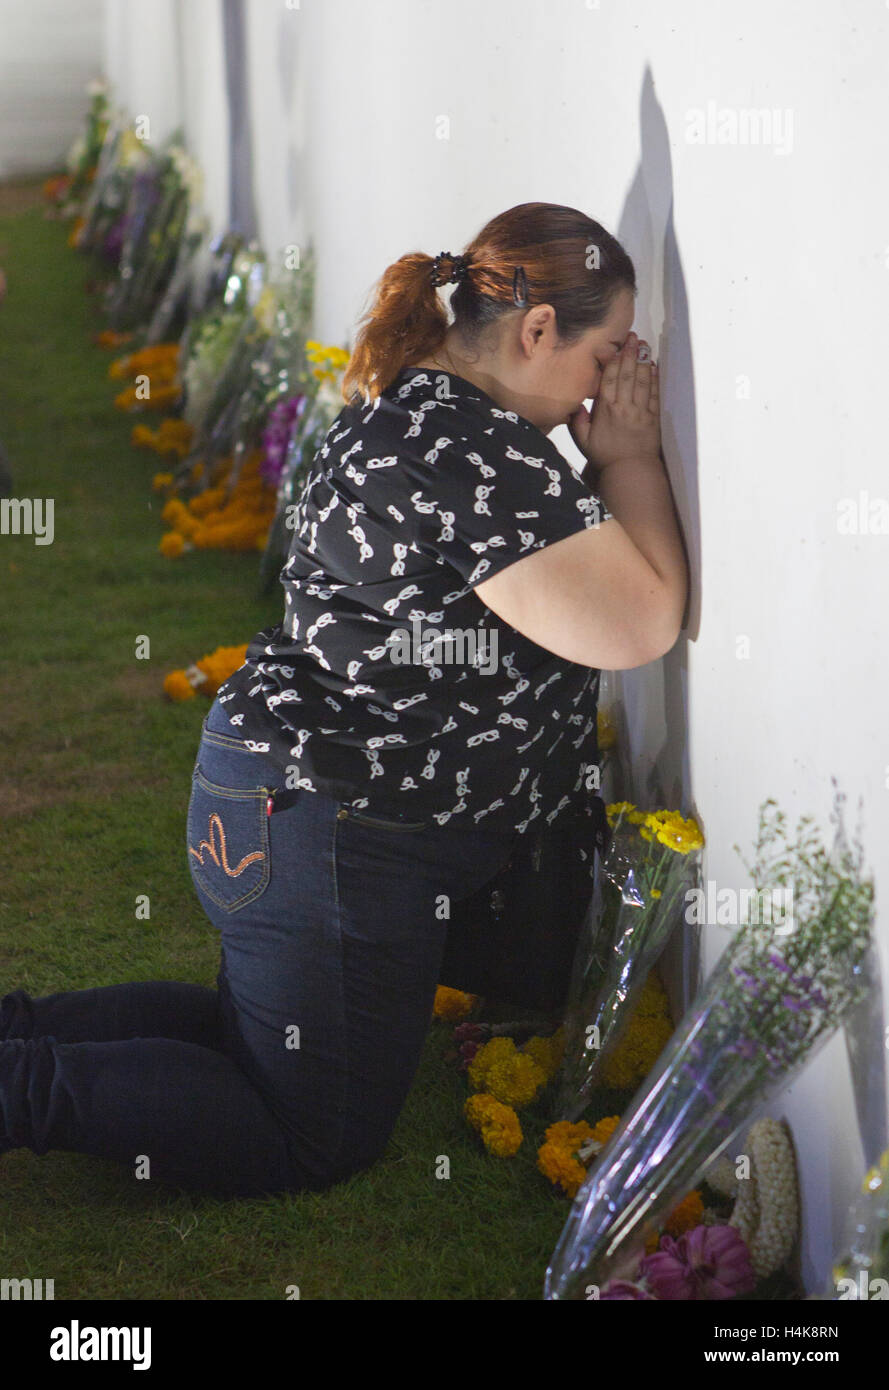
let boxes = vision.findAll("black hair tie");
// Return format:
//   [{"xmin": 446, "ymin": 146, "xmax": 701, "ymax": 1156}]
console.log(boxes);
[{"xmin": 430, "ymin": 250, "xmax": 472, "ymax": 288}]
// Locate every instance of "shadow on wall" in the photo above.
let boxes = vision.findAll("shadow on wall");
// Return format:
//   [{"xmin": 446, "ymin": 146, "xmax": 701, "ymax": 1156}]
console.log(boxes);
[
  {"xmin": 609, "ymin": 67, "xmax": 887, "ymax": 1201},
  {"xmin": 608, "ymin": 66, "xmax": 701, "ymax": 1023}
]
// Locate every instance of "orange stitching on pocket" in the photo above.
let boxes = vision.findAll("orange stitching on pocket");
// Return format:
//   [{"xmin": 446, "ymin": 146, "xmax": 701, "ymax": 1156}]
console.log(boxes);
[{"xmin": 188, "ymin": 812, "xmax": 266, "ymax": 878}]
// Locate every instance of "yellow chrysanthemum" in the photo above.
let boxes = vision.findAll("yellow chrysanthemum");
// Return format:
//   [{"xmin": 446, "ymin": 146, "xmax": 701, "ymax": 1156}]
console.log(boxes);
[{"xmin": 464, "ymin": 1093, "xmax": 522, "ymax": 1157}]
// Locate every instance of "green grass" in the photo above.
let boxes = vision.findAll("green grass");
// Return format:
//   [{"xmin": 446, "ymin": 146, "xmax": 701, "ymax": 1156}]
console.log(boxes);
[{"xmin": 0, "ymin": 187, "xmax": 576, "ymax": 1300}]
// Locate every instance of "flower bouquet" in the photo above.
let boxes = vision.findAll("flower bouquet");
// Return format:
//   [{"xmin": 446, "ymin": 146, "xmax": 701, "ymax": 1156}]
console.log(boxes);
[
  {"xmin": 45, "ymin": 80, "xmax": 111, "ymax": 217},
  {"xmin": 76, "ymin": 119, "xmax": 150, "ymax": 261},
  {"xmin": 104, "ymin": 140, "xmax": 205, "ymax": 332},
  {"xmin": 257, "ymin": 336, "xmax": 350, "ymax": 590},
  {"xmin": 544, "ymin": 788, "xmax": 875, "ymax": 1299},
  {"xmin": 552, "ymin": 801, "xmax": 704, "ymax": 1123}
]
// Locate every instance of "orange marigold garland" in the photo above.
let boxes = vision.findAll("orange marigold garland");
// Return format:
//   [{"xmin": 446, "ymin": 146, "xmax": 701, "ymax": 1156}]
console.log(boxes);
[
  {"xmin": 537, "ymin": 1120, "xmax": 598, "ymax": 1198},
  {"xmin": 133, "ymin": 418, "xmax": 195, "ymax": 459},
  {"xmin": 110, "ymin": 343, "xmax": 181, "ymax": 413},
  {"xmin": 464, "ymin": 1094, "xmax": 523, "ymax": 1158},
  {"xmin": 157, "ymin": 451, "xmax": 277, "ymax": 556},
  {"xmin": 163, "ymin": 644, "xmax": 249, "ymax": 702}
]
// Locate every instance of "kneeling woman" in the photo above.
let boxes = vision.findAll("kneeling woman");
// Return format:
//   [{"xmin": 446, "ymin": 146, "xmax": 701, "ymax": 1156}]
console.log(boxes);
[{"xmin": 0, "ymin": 202, "xmax": 687, "ymax": 1196}]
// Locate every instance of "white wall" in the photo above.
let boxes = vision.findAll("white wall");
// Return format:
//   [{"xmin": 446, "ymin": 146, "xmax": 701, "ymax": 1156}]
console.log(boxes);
[
  {"xmin": 0, "ymin": 0, "xmax": 104, "ymax": 177},
  {"xmin": 43, "ymin": 0, "xmax": 889, "ymax": 1294},
  {"xmin": 241, "ymin": 0, "xmax": 889, "ymax": 1289},
  {"xmin": 103, "ymin": 0, "xmax": 183, "ymax": 147}
]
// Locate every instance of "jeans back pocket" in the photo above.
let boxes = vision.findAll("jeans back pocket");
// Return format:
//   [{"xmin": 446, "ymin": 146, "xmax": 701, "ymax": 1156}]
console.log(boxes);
[{"xmin": 187, "ymin": 765, "xmax": 272, "ymax": 913}]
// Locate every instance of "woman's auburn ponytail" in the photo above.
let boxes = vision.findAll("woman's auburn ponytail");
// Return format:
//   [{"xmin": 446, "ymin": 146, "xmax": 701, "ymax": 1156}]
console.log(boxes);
[{"xmin": 341, "ymin": 252, "xmax": 448, "ymax": 405}]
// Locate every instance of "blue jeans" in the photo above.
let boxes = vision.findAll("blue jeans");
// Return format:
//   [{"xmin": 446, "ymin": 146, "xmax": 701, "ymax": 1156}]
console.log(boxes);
[{"xmin": 0, "ymin": 705, "xmax": 596, "ymax": 1197}]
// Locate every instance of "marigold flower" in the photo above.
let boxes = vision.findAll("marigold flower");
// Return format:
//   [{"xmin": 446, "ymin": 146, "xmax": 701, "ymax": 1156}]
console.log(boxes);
[
  {"xmin": 485, "ymin": 1052, "xmax": 547, "ymax": 1108},
  {"xmin": 464, "ymin": 1093, "xmax": 522, "ymax": 1157},
  {"xmin": 590, "ymin": 1114, "xmax": 621, "ymax": 1146},
  {"xmin": 646, "ymin": 1189, "xmax": 706, "ymax": 1252},
  {"xmin": 537, "ymin": 1119, "xmax": 596, "ymax": 1198},
  {"xmin": 163, "ymin": 646, "xmax": 247, "ymax": 700},
  {"xmin": 598, "ymin": 1010, "xmax": 673, "ymax": 1090},
  {"xmin": 521, "ymin": 1033, "xmax": 562, "ymax": 1080},
  {"xmin": 465, "ymin": 1036, "xmax": 515, "ymax": 1091},
  {"xmin": 433, "ymin": 986, "xmax": 478, "ymax": 1021},
  {"xmin": 187, "ymin": 487, "xmax": 227, "ymax": 516},
  {"xmin": 159, "ymin": 531, "xmax": 186, "ymax": 558},
  {"xmin": 163, "ymin": 669, "xmax": 195, "ymax": 700}
]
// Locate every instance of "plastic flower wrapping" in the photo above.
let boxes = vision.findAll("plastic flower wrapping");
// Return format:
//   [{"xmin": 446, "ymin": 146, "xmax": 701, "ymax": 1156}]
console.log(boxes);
[
  {"xmin": 75, "ymin": 117, "xmax": 151, "ymax": 262},
  {"xmin": 827, "ymin": 1144, "xmax": 889, "ymax": 1299},
  {"xmin": 544, "ymin": 788, "xmax": 875, "ymax": 1299},
  {"xmin": 552, "ymin": 801, "xmax": 704, "ymax": 1124},
  {"xmin": 176, "ymin": 251, "xmax": 315, "ymax": 492},
  {"xmin": 257, "ymin": 339, "xmax": 351, "ymax": 590},
  {"xmin": 104, "ymin": 138, "xmax": 207, "ymax": 332}
]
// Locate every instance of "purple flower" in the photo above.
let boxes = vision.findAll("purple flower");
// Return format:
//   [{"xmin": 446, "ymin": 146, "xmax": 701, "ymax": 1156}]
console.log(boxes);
[
  {"xmin": 781, "ymin": 995, "xmax": 805, "ymax": 1012},
  {"xmin": 599, "ymin": 1279, "xmax": 655, "ymax": 1300},
  {"xmin": 102, "ymin": 216, "xmax": 126, "ymax": 262},
  {"xmin": 260, "ymin": 394, "xmax": 307, "ymax": 486},
  {"xmin": 729, "ymin": 1037, "xmax": 758, "ymax": 1059},
  {"xmin": 642, "ymin": 1226, "xmax": 755, "ymax": 1301},
  {"xmin": 768, "ymin": 954, "xmax": 792, "ymax": 973},
  {"xmin": 732, "ymin": 968, "xmax": 764, "ymax": 996},
  {"xmin": 640, "ymin": 1236, "xmax": 696, "ymax": 1299}
]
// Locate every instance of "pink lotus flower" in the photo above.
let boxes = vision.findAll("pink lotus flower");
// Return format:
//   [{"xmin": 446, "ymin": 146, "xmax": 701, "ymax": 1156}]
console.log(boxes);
[{"xmin": 641, "ymin": 1225, "xmax": 756, "ymax": 1301}]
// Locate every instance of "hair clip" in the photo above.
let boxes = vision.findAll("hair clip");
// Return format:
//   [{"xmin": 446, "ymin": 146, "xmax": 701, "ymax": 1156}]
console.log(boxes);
[{"xmin": 512, "ymin": 266, "xmax": 528, "ymax": 307}]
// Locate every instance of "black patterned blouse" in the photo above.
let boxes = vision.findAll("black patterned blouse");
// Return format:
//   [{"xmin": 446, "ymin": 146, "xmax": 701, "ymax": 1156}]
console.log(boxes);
[{"xmin": 213, "ymin": 365, "xmax": 614, "ymax": 835}]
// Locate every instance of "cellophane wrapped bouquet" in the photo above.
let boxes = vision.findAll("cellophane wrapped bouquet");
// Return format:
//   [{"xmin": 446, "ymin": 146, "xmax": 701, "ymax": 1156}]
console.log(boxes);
[
  {"xmin": 553, "ymin": 800, "xmax": 704, "ymax": 1124},
  {"xmin": 545, "ymin": 788, "xmax": 875, "ymax": 1299}
]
